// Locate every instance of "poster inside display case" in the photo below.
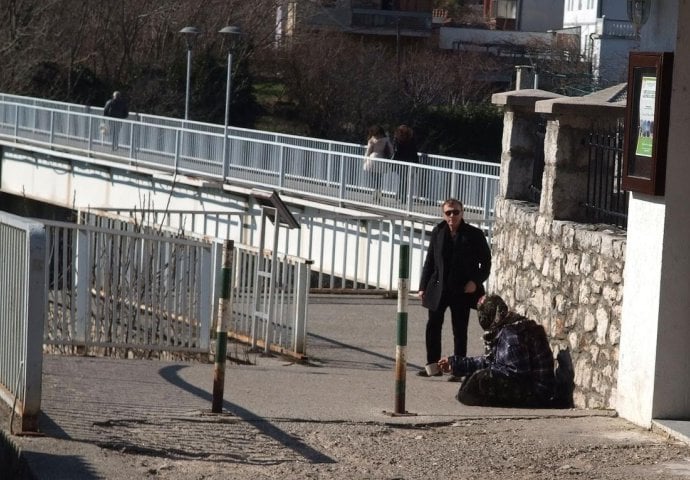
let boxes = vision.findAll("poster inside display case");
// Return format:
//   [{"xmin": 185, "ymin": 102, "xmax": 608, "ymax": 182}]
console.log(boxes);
[{"xmin": 622, "ymin": 52, "xmax": 674, "ymax": 196}]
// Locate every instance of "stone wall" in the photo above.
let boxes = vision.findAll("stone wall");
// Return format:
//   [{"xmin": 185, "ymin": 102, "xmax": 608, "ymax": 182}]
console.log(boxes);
[
  {"xmin": 490, "ymin": 198, "xmax": 626, "ymax": 408},
  {"xmin": 490, "ymin": 85, "xmax": 628, "ymax": 409}
]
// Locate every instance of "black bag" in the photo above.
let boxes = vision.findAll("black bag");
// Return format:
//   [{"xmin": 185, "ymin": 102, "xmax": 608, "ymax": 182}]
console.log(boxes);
[{"xmin": 383, "ymin": 141, "xmax": 392, "ymax": 159}]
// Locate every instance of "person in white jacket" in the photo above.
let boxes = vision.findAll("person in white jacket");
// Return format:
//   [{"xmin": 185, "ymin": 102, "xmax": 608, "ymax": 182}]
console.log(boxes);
[{"xmin": 364, "ymin": 125, "xmax": 393, "ymax": 201}]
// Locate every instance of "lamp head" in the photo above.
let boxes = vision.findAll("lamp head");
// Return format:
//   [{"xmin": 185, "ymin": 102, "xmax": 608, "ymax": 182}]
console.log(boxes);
[
  {"xmin": 627, "ymin": 0, "xmax": 651, "ymax": 36},
  {"xmin": 219, "ymin": 25, "xmax": 241, "ymax": 36},
  {"xmin": 179, "ymin": 26, "xmax": 201, "ymax": 49}
]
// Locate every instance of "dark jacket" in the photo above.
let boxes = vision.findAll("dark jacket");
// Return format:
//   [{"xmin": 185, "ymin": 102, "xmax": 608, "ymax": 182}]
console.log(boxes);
[
  {"xmin": 104, "ymin": 97, "xmax": 129, "ymax": 119},
  {"xmin": 449, "ymin": 319, "xmax": 556, "ymax": 401},
  {"xmin": 392, "ymin": 138, "xmax": 419, "ymax": 163},
  {"xmin": 419, "ymin": 220, "xmax": 491, "ymax": 311}
]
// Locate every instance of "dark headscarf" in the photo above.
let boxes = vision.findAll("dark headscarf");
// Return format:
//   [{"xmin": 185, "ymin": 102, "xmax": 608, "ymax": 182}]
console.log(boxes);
[
  {"xmin": 477, "ymin": 294, "xmax": 530, "ymax": 348},
  {"xmin": 477, "ymin": 294, "xmax": 510, "ymax": 331}
]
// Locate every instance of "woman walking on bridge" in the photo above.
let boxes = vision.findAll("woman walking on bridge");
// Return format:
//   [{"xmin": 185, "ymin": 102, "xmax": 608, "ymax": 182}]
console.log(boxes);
[{"xmin": 363, "ymin": 125, "xmax": 393, "ymax": 202}]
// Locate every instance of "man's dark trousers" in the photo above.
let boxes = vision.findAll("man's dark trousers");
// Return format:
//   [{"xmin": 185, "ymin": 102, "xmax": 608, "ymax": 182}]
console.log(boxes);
[{"xmin": 425, "ymin": 292, "xmax": 470, "ymax": 364}]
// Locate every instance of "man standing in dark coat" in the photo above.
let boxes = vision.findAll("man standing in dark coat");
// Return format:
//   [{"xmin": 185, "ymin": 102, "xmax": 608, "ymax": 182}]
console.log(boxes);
[
  {"xmin": 103, "ymin": 91, "xmax": 129, "ymax": 150},
  {"xmin": 417, "ymin": 198, "xmax": 491, "ymax": 380}
]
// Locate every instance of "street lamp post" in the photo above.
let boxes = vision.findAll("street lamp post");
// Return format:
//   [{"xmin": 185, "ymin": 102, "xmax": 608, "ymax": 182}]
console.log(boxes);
[
  {"xmin": 219, "ymin": 25, "xmax": 241, "ymax": 180},
  {"xmin": 179, "ymin": 26, "xmax": 201, "ymax": 121}
]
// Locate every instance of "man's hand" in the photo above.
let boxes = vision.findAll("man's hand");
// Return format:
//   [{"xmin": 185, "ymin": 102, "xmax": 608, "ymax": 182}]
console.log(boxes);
[
  {"xmin": 438, "ymin": 357, "xmax": 451, "ymax": 373},
  {"xmin": 463, "ymin": 280, "xmax": 477, "ymax": 293},
  {"xmin": 418, "ymin": 290, "xmax": 425, "ymax": 300}
]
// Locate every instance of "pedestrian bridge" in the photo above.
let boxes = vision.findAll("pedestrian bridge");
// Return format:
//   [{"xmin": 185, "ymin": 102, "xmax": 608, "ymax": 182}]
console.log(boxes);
[
  {"xmin": 0, "ymin": 92, "xmax": 499, "ymax": 290},
  {"xmin": 0, "ymin": 92, "xmax": 499, "ymax": 430},
  {"xmin": 0, "ymin": 93, "xmax": 498, "ymax": 219}
]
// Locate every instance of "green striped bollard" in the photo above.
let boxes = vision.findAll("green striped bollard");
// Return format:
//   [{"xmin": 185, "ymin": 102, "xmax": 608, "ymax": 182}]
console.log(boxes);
[
  {"xmin": 394, "ymin": 245, "xmax": 410, "ymax": 415},
  {"xmin": 212, "ymin": 240, "xmax": 234, "ymax": 413}
]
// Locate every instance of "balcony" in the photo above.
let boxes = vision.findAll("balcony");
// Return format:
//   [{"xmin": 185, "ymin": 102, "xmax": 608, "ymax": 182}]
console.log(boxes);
[{"xmin": 350, "ymin": 8, "xmax": 432, "ymax": 36}]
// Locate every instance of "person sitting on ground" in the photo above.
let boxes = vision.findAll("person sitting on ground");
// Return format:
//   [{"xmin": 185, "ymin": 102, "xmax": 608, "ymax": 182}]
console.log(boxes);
[{"xmin": 438, "ymin": 294, "xmax": 556, "ymax": 408}]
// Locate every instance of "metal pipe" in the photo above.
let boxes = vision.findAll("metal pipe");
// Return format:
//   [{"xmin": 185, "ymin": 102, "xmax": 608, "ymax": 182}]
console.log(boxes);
[
  {"xmin": 222, "ymin": 52, "xmax": 233, "ymax": 180},
  {"xmin": 184, "ymin": 47, "xmax": 192, "ymax": 120},
  {"xmin": 212, "ymin": 240, "xmax": 234, "ymax": 413},
  {"xmin": 394, "ymin": 245, "xmax": 409, "ymax": 414}
]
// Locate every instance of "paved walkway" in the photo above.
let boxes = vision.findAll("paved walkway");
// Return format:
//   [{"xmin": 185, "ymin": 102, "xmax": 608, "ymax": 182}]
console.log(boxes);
[{"xmin": 2, "ymin": 295, "xmax": 690, "ymax": 479}]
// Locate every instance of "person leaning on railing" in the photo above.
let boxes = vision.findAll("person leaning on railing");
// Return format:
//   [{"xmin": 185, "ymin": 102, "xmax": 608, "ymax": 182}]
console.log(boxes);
[{"xmin": 391, "ymin": 124, "xmax": 419, "ymax": 202}]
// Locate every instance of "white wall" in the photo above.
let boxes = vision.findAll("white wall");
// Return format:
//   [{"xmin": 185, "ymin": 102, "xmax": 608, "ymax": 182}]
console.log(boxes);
[
  {"xmin": 652, "ymin": 0, "xmax": 690, "ymax": 419},
  {"xmin": 617, "ymin": 194, "xmax": 664, "ymax": 426},
  {"xmin": 616, "ymin": 0, "xmax": 688, "ymax": 426},
  {"xmin": 563, "ymin": 0, "xmax": 597, "ymax": 27}
]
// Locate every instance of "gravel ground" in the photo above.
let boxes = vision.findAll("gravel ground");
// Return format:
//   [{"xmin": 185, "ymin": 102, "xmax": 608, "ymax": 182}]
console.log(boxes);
[
  {"xmin": 7, "ymin": 295, "xmax": 690, "ymax": 479},
  {"xmin": 52, "ymin": 414, "xmax": 689, "ymax": 480}
]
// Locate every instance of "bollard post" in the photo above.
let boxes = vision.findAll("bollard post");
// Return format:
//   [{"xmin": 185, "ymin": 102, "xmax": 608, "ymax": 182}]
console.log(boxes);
[
  {"xmin": 394, "ymin": 245, "xmax": 409, "ymax": 414},
  {"xmin": 212, "ymin": 240, "xmax": 234, "ymax": 413}
]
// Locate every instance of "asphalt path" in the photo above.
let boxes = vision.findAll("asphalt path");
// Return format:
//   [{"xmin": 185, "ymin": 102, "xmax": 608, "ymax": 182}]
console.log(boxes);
[{"xmin": 2, "ymin": 294, "xmax": 667, "ymax": 480}]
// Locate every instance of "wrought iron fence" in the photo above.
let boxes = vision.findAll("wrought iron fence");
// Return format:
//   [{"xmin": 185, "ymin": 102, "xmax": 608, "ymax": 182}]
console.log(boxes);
[
  {"xmin": 584, "ymin": 120, "xmax": 628, "ymax": 229},
  {"xmin": 528, "ymin": 117, "xmax": 546, "ymax": 203}
]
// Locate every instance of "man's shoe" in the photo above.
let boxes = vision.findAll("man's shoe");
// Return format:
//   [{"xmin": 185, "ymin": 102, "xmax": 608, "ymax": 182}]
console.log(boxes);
[
  {"xmin": 416, "ymin": 369, "xmax": 442, "ymax": 377},
  {"xmin": 447, "ymin": 375, "xmax": 463, "ymax": 382}
]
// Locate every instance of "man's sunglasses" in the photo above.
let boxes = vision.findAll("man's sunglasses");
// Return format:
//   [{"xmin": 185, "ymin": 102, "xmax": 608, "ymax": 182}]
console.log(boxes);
[{"xmin": 444, "ymin": 209, "xmax": 461, "ymax": 217}]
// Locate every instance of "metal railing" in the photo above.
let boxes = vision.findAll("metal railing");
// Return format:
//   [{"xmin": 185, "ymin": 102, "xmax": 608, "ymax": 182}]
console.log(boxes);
[
  {"xmin": 351, "ymin": 8, "xmax": 433, "ymax": 33},
  {"xmin": 0, "ymin": 93, "xmax": 500, "ymax": 222},
  {"xmin": 41, "ymin": 210, "xmax": 312, "ymax": 358},
  {"xmin": 601, "ymin": 18, "xmax": 637, "ymax": 39},
  {"xmin": 585, "ymin": 120, "xmax": 628, "ymax": 229},
  {"xmin": 43, "ymin": 218, "xmax": 216, "ymax": 356},
  {"xmin": 97, "ymin": 207, "xmax": 493, "ymax": 293},
  {"xmin": 0, "ymin": 211, "xmax": 46, "ymax": 432}
]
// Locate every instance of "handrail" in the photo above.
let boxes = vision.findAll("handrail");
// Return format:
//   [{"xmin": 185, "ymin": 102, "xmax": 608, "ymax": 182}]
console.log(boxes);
[{"xmin": 0, "ymin": 92, "xmax": 500, "ymax": 221}]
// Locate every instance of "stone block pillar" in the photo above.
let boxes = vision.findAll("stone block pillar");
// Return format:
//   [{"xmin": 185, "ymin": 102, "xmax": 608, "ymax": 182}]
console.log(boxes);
[
  {"xmin": 535, "ymin": 101, "xmax": 624, "ymax": 222},
  {"xmin": 491, "ymin": 90, "xmax": 563, "ymax": 201}
]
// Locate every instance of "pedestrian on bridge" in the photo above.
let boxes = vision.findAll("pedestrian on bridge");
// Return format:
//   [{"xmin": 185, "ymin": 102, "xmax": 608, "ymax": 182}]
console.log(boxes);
[
  {"xmin": 417, "ymin": 198, "xmax": 491, "ymax": 381},
  {"xmin": 391, "ymin": 124, "xmax": 419, "ymax": 203},
  {"xmin": 363, "ymin": 125, "xmax": 393, "ymax": 202},
  {"xmin": 103, "ymin": 91, "xmax": 129, "ymax": 151}
]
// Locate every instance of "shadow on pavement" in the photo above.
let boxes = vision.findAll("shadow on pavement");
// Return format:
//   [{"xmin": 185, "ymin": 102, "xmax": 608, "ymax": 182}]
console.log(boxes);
[
  {"xmin": 158, "ymin": 365, "xmax": 335, "ymax": 464},
  {"xmin": 307, "ymin": 332, "xmax": 424, "ymax": 371},
  {"xmin": 19, "ymin": 452, "xmax": 98, "ymax": 480}
]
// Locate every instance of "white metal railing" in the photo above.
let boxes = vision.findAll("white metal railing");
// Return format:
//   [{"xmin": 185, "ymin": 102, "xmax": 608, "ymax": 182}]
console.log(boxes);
[
  {"xmin": 0, "ymin": 92, "xmax": 500, "ymax": 221},
  {"xmin": 600, "ymin": 18, "xmax": 637, "ymax": 39},
  {"xmin": 42, "ymin": 218, "xmax": 216, "ymax": 355},
  {"xmin": 97, "ymin": 207, "xmax": 493, "ymax": 293},
  {"xmin": 40, "ymin": 210, "xmax": 311, "ymax": 357},
  {"xmin": 0, "ymin": 211, "xmax": 46, "ymax": 432}
]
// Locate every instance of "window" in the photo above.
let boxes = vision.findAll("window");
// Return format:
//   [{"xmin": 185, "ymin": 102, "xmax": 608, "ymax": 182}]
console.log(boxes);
[{"xmin": 494, "ymin": 0, "xmax": 516, "ymax": 19}]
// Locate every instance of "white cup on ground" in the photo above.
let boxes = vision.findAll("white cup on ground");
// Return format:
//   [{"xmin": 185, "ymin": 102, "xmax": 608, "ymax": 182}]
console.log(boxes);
[{"xmin": 425, "ymin": 362, "xmax": 441, "ymax": 376}]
